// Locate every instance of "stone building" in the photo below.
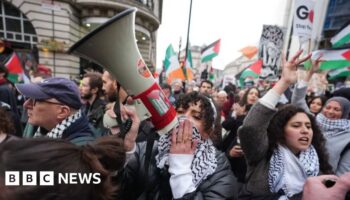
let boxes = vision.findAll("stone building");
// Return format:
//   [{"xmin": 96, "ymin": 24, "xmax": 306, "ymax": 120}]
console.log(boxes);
[{"xmin": 0, "ymin": 0, "xmax": 162, "ymax": 79}]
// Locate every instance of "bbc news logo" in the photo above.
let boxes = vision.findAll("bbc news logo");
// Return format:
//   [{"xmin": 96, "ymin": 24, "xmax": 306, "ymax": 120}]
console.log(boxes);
[{"xmin": 5, "ymin": 171, "xmax": 101, "ymax": 186}]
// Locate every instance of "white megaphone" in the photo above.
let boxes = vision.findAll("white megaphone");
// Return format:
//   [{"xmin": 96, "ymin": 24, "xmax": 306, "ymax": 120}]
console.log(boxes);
[{"xmin": 69, "ymin": 8, "xmax": 177, "ymax": 135}]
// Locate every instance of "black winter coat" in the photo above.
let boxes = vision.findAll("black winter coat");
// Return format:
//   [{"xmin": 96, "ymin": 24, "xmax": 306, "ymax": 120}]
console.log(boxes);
[{"xmin": 118, "ymin": 141, "xmax": 237, "ymax": 200}]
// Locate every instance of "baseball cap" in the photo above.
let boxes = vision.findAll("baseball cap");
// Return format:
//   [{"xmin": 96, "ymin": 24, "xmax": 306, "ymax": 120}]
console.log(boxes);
[{"xmin": 15, "ymin": 77, "xmax": 82, "ymax": 109}]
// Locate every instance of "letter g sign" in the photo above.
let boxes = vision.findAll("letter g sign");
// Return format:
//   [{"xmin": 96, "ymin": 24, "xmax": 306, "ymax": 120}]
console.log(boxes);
[{"xmin": 297, "ymin": 5, "xmax": 309, "ymax": 20}]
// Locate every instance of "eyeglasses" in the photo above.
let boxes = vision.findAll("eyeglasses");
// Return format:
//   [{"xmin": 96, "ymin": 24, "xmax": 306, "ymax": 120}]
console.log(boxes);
[{"xmin": 25, "ymin": 98, "xmax": 64, "ymax": 107}]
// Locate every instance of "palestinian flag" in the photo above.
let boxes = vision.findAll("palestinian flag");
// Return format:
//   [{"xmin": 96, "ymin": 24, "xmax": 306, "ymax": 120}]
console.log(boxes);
[
  {"xmin": 331, "ymin": 23, "xmax": 350, "ymax": 48},
  {"xmin": 164, "ymin": 44, "xmax": 185, "ymax": 84},
  {"xmin": 328, "ymin": 66, "xmax": 350, "ymax": 80},
  {"xmin": 237, "ymin": 59, "xmax": 262, "ymax": 86},
  {"xmin": 311, "ymin": 48, "xmax": 350, "ymax": 70},
  {"xmin": 201, "ymin": 39, "xmax": 220, "ymax": 63},
  {"xmin": 4, "ymin": 52, "xmax": 24, "ymax": 83},
  {"xmin": 184, "ymin": 48, "xmax": 194, "ymax": 81},
  {"xmin": 209, "ymin": 66, "xmax": 215, "ymax": 81}
]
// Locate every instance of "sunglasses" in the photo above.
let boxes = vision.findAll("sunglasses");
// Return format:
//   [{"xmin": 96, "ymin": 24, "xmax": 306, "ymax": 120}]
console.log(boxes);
[{"xmin": 25, "ymin": 97, "xmax": 64, "ymax": 106}]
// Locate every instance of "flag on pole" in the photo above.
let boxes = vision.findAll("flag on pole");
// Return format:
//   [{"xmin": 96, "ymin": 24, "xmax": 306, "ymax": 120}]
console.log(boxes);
[
  {"xmin": 208, "ymin": 66, "xmax": 215, "ymax": 81},
  {"xmin": 331, "ymin": 23, "xmax": 350, "ymax": 48},
  {"xmin": 311, "ymin": 48, "xmax": 350, "ymax": 70},
  {"xmin": 164, "ymin": 44, "xmax": 185, "ymax": 83},
  {"xmin": 328, "ymin": 67, "xmax": 350, "ymax": 80},
  {"xmin": 236, "ymin": 60, "xmax": 262, "ymax": 87},
  {"xmin": 184, "ymin": 48, "xmax": 194, "ymax": 81},
  {"xmin": 240, "ymin": 46, "xmax": 258, "ymax": 59},
  {"xmin": 240, "ymin": 60, "xmax": 262, "ymax": 79},
  {"xmin": 201, "ymin": 39, "xmax": 221, "ymax": 63},
  {"xmin": 4, "ymin": 52, "xmax": 24, "ymax": 83}
]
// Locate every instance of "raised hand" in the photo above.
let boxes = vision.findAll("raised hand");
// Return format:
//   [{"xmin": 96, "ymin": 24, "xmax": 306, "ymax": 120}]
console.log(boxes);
[
  {"xmin": 233, "ymin": 103, "xmax": 246, "ymax": 117},
  {"xmin": 121, "ymin": 105, "xmax": 141, "ymax": 152},
  {"xmin": 281, "ymin": 49, "xmax": 311, "ymax": 85},
  {"xmin": 170, "ymin": 119, "xmax": 198, "ymax": 155},
  {"xmin": 272, "ymin": 50, "xmax": 311, "ymax": 95},
  {"xmin": 305, "ymin": 53, "xmax": 323, "ymax": 81}
]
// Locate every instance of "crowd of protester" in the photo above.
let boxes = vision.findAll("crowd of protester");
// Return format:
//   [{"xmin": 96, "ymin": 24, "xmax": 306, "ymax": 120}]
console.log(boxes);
[{"xmin": 0, "ymin": 50, "xmax": 350, "ymax": 200}]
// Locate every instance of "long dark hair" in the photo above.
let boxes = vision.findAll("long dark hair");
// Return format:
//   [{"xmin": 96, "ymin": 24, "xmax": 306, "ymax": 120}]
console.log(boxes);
[
  {"xmin": 175, "ymin": 92, "xmax": 222, "ymax": 147},
  {"xmin": 240, "ymin": 87, "xmax": 260, "ymax": 106},
  {"xmin": 0, "ymin": 136, "xmax": 125, "ymax": 200},
  {"xmin": 267, "ymin": 105, "xmax": 333, "ymax": 174},
  {"xmin": 307, "ymin": 95, "xmax": 328, "ymax": 114}
]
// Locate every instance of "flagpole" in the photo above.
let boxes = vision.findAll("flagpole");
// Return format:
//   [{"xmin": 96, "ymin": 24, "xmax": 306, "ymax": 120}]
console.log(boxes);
[
  {"xmin": 184, "ymin": 0, "xmax": 193, "ymax": 80},
  {"xmin": 308, "ymin": 38, "xmax": 311, "ymax": 54},
  {"xmin": 178, "ymin": 37, "xmax": 182, "ymax": 61}
]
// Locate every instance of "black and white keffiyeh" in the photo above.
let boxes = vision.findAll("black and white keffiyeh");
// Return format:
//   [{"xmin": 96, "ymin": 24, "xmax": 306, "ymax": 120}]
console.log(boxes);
[
  {"xmin": 316, "ymin": 113, "xmax": 350, "ymax": 138},
  {"xmin": 268, "ymin": 144, "xmax": 319, "ymax": 198},
  {"xmin": 34, "ymin": 109, "xmax": 82, "ymax": 139},
  {"xmin": 156, "ymin": 122, "xmax": 217, "ymax": 187}
]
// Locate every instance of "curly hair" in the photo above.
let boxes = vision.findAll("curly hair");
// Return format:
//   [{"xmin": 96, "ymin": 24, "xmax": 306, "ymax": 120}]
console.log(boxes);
[
  {"xmin": 0, "ymin": 107, "xmax": 15, "ymax": 134},
  {"xmin": 239, "ymin": 87, "xmax": 260, "ymax": 106},
  {"xmin": 175, "ymin": 92, "xmax": 222, "ymax": 146},
  {"xmin": 267, "ymin": 105, "xmax": 333, "ymax": 174}
]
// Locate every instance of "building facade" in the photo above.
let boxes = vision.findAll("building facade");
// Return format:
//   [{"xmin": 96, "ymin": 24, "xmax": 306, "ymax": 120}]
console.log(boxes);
[
  {"xmin": 222, "ymin": 0, "xmax": 350, "ymax": 91},
  {"xmin": 285, "ymin": 0, "xmax": 350, "ymax": 92},
  {"xmin": 0, "ymin": 0, "xmax": 162, "ymax": 79}
]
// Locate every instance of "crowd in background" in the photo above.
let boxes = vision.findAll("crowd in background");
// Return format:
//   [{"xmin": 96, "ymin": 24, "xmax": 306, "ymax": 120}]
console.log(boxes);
[{"xmin": 0, "ymin": 51, "xmax": 350, "ymax": 200}]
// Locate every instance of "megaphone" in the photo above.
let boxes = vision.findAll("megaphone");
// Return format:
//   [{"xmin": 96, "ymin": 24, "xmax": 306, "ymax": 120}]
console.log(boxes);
[{"xmin": 69, "ymin": 8, "xmax": 177, "ymax": 135}]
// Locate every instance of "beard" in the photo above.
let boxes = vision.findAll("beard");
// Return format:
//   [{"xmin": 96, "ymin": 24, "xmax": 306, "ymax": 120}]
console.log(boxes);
[
  {"xmin": 106, "ymin": 91, "xmax": 118, "ymax": 102},
  {"xmin": 81, "ymin": 92, "xmax": 93, "ymax": 100}
]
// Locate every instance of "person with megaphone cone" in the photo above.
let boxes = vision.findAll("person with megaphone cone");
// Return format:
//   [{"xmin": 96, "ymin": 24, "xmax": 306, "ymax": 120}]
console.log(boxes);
[
  {"xmin": 67, "ymin": 8, "xmax": 236, "ymax": 199},
  {"xmin": 117, "ymin": 91, "xmax": 237, "ymax": 200},
  {"xmin": 101, "ymin": 70, "xmax": 154, "ymax": 142}
]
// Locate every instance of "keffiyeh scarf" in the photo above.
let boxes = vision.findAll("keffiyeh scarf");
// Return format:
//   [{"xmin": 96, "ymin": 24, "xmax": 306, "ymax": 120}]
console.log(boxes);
[
  {"xmin": 156, "ymin": 122, "xmax": 217, "ymax": 187},
  {"xmin": 34, "ymin": 109, "xmax": 82, "ymax": 139},
  {"xmin": 268, "ymin": 145, "xmax": 319, "ymax": 198},
  {"xmin": 316, "ymin": 113, "xmax": 350, "ymax": 138}
]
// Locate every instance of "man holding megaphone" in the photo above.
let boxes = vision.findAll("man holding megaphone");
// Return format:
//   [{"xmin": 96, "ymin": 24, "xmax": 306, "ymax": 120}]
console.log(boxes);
[
  {"xmin": 68, "ymin": 8, "xmax": 237, "ymax": 199},
  {"xmin": 102, "ymin": 70, "xmax": 155, "ymax": 142}
]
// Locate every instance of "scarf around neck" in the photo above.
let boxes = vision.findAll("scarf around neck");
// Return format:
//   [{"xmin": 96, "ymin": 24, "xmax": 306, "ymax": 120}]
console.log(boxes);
[
  {"xmin": 156, "ymin": 122, "xmax": 217, "ymax": 188},
  {"xmin": 268, "ymin": 144, "xmax": 319, "ymax": 198},
  {"xmin": 34, "ymin": 109, "xmax": 82, "ymax": 139},
  {"xmin": 316, "ymin": 113, "xmax": 350, "ymax": 138}
]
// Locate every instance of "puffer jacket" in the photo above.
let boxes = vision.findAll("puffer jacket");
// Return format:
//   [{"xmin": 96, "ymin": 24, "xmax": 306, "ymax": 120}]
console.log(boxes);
[{"xmin": 118, "ymin": 141, "xmax": 237, "ymax": 200}]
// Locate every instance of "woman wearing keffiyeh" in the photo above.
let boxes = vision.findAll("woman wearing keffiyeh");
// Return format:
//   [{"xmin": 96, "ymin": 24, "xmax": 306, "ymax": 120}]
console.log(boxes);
[
  {"xmin": 119, "ymin": 92, "xmax": 236, "ymax": 200},
  {"xmin": 238, "ymin": 50, "xmax": 333, "ymax": 200},
  {"xmin": 291, "ymin": 54, "xmax": 350, "ymax": 176}
]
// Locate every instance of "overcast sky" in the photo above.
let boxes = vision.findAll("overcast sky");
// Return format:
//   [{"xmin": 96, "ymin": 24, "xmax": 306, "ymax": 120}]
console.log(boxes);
[{"xmin": 156, "ymin": 0, "xmax": 288, "ymax": 70}]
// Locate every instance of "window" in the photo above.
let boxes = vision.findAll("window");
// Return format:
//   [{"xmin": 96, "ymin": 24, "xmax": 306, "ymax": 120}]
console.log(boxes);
[
  {"xmin": 4, "ymin": 4, "xmax": 20, "ymax": 17},
  {"xmin": 6, "ymin": 18, "xmax": 21, "ymax": 32},
  {"xmin": 0, "ymin": 1, "xmax": 37, "ymax": 45},
  {"xmin": 24, "ymin": 21, "xmax": 36, "ymax": 34}
]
